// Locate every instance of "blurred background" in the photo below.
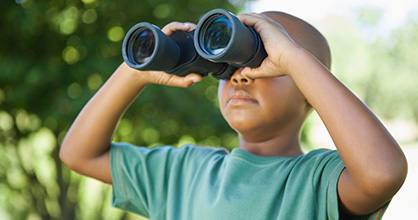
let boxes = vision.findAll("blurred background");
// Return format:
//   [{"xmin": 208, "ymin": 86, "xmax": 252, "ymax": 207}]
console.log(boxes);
[{"xmin": 0, "ymin": 0, "xmax": 416, "ymax": 219}]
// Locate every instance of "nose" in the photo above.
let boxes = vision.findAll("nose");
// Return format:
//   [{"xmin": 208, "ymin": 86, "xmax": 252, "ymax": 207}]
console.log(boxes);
[{"xmin": 230, "ymin": 69, "xmax": 254, "ymax": 85}]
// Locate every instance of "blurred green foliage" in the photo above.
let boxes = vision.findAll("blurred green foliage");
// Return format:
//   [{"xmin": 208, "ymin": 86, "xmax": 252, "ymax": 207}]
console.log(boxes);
[
  {"xmin": 0, "ymin": 0, "xmax": 247, "ymax": 219},
  {"xmin": 324, "ymin": 7, "xmax": 418, "ymax": 123},
  {"xmin": 1, "ymin": 1, "xmax": 417, "ymax": 219}
]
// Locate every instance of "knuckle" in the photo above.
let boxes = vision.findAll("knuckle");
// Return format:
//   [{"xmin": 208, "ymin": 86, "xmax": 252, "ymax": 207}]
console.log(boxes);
[{"xmin": 162, "ymin": 22, "xmax": 181, "ymax": 31}]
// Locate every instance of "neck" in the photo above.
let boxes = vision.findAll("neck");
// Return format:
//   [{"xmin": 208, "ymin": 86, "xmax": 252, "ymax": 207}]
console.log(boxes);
[{"xmin": 238, "ymin": 128, "xmax": 304, "ymax": 157}]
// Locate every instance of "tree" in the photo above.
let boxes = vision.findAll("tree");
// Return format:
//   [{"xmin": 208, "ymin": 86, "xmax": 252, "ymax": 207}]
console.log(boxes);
[
  {"xmin": 322, "ymin": 7, "xmax": 418, "ymax": 140},
  {"xmin": 0, "ymin": 0, "xmax": 248, "ymax": 219}
]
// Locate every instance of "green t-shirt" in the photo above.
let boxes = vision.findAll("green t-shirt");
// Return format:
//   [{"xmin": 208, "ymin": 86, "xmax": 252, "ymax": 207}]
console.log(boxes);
[{"xmin": 110, "ymin": 143, "xmax": 388, "ymax": 220}]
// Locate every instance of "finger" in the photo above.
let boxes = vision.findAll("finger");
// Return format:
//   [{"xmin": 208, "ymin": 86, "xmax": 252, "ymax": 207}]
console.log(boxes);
[
  {"xmin": 165, "ymin": 73, "xmax": 202, "ymax": 88},
  {"xmin": 236, "ymin": 13, "xmax": 267, "ymax": 30},
  {"xmin": 241, "ymin": 59, "xmax": 277, "ymax": 79},
  {"xmin": 183, "ymin": 22, "xmax": 197, "ymax": 31},
  {"xmin": 162, "ymin": 22, "xmax": 196, "ymax": 35},
  {"xmin": 237, "ymin": 13, "xmax": 289, "ymax": 38},
  {"xmin": 241, "ymin": 66, "xmax": 266, "ymax": 79}
]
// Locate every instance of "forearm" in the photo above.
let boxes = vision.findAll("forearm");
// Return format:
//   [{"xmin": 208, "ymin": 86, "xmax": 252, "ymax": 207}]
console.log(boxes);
[
  {"xmin": 60, "ymin": 63, "xmax": 148, "ymax": 173},
  {"xmin": 288, "ymin": 49, "xmax": 407, "ymax": 190}
]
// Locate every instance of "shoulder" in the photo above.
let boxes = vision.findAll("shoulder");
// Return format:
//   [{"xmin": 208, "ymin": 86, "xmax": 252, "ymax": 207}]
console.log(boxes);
[
  {"xmin": 299, "ymin": 148, "xmax": 345, "ymax": 185},
  {"xmin": 172, "ymin": 144, "xmax": 229, "ymax": 165},
  {"xmin": 299, "ymin": 148, "xmax": 342, "ymax": 165},
  {"xmin": 303, "ymin": 148, "xmax": 342, "ymax": 164},
  {"xmin": 110, "ymin": 142, "xmax": 228, "ymax": 162},
  {"xmin": 305, "ymin": 148, "xmax": 338, "ymax": 156},
  {"xmin": 183, "ymin": 144, "xmax": 229, "ymax": 155}
]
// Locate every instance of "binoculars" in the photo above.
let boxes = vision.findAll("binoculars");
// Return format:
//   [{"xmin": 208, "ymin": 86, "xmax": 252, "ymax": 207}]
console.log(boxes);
[{"xmin": 122, "ymin": 9, "xmax": 267, "ymax": 80}]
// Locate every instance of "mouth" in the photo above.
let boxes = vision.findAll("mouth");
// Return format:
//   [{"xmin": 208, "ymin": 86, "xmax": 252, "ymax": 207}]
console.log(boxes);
[{"xmin": 227, "ymin": 90, "xmax": 258, "ymax": 105}]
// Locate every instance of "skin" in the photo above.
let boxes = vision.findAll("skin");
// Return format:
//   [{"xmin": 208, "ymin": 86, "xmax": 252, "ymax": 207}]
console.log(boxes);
[
  {"xmin": 218, "ymin": 72, "xmax": 308, "ymax": 157},
  {"xmin": 60, "ymin": 12, "xmax": 408, "ymax": 218}
]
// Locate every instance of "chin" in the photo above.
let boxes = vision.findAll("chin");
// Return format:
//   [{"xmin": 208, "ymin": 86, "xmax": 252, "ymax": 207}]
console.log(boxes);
[
  {"xmin": 222, "ymin": 109, "xmax": 264, "ymax": 134},
  {"xmin": 228, "ymin": 118, "xmax": 260, "ymax": 134}
]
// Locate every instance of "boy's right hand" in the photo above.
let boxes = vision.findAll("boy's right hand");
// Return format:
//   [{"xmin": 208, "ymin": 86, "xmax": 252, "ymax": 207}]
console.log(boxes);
[{"xmin": 134, "ymin": 22, "xmax": 202, "ymax": 88}]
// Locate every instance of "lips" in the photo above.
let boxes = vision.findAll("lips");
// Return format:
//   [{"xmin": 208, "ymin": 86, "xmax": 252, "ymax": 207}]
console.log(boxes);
[{"xmin": 227, "ymin": 90, "xmax": 258, "ymax": 105}]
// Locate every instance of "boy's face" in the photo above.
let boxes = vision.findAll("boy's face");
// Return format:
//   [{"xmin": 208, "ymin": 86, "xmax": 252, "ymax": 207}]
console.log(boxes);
[{"xmin": 218, "ymin": 69, "xmax": 309, "ymax": 142}]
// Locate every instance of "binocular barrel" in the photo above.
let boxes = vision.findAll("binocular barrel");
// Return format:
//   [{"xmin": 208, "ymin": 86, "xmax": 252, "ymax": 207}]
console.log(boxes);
[
  {"xmin": 194, "ymin": 9, "xmax": 267, "ymax": 68},
  {"xmin": 122, "ymin": 22, "xmax": 180, "ymax": 71},
  {"xmin": 122, "ymin": 22, "xmax": 232, "ymax": 78},
  {"xmin": 122, "ymin": 9, "xmax": 267, "ymax": 80}
]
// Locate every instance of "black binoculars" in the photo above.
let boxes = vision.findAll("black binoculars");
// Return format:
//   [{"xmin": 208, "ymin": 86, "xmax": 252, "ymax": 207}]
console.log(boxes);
[{"xmin": 122, "ymin": 9, "xmax": 267, "ymax": 80}]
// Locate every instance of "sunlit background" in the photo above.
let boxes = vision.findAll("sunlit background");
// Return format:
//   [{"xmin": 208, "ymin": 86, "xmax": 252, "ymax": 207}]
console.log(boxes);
[
  {"xmin": 1, "ymin": 0, "xmax": 417, "ymax": 219},
  {"xmin": 249, "ymin": 0, "xmax": 418, "ymax": 219}
]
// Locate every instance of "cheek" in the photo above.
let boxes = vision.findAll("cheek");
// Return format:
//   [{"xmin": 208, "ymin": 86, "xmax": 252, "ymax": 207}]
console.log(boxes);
[
  {"xmin": 268, "ymin": 91, "xmax": 307, "ymax": 123},
  {"xmin": 258, "ymin": 80, "xmax": 306, "ymax": 118}
]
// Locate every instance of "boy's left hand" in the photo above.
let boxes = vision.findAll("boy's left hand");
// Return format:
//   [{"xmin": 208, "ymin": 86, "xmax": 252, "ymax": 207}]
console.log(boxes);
[{"xmin": 237, "ymin": 13, "xmax": 300, "ymax": 79}]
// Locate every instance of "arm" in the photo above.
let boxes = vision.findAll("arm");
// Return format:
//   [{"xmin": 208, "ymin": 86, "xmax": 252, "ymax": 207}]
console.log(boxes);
[
  {"xmin": 238, "ymin": 13, "xmax": 408, "ymax": 216},
  {"xmin": 284, "ymin": 49, "xmax": 407, "ymax": 215},
  {"xmin": 59, "ymin": 22, "xmax": 201, "ymax": 184}
]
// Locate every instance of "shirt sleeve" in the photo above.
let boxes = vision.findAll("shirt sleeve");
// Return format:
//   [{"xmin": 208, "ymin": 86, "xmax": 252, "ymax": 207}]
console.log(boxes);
[
  {"xmin": 314, "ymin": 150, "xmax": 390, "ymax": 220},
  {"xmin": 110, "ymin": 142, "xmax": 181, "ymax": 217},
  {"xmin": 109, "ymin": 142, "xmax": 225, "ymax": 218}
]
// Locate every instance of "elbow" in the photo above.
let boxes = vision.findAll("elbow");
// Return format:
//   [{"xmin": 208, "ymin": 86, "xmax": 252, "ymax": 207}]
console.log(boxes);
[
  {"xmin": 59, "ymin": 140, "xmax": 80, "ymax": 171},
  {"xmin": 388, "ymin": 156, "xmax": 408, "ymax": 194},
  {"xmin": 365, "ymin": 152, "xmax": 408, "ymax": 199},
  {"xmin": 59, "ymin": 147, "xmax": 71, "ymax": 168},
  {"xmin": 59, "ymin": 146, "xmax": 73, "ymax": 170},
  {"xmin": 384, "ymin": 148, "xmax": 408, "ymax": 193}
]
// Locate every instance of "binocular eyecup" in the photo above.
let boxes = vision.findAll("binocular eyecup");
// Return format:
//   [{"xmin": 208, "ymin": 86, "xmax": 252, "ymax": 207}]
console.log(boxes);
[{"xmin": 122, "ymin": 9, "xmax": 267, "ymax": 80}]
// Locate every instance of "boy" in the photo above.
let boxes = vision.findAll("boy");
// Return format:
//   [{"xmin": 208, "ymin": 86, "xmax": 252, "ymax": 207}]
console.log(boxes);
[{"xmin": 60, "ymin": 11, "xmax": 408, "ymax": 219}]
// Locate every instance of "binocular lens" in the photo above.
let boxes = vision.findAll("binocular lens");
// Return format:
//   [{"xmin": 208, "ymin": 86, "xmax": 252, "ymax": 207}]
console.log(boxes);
[
  {"xmin": 131, "ymin": 29, "xmax": 155, "ymax": 64},
  {"xmin": 202, "ymin": 16, "xmax": 232, "ymax": 55}
]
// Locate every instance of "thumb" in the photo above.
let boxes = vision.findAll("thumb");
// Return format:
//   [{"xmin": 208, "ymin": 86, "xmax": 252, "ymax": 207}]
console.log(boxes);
[
  {"xmin": 241, "ymin": 64, "xmax": 269, "ymax": 79},
  {"xmin": 241, "ymin": 58, "xmax": 279, "ymax": 79},
  {"xmin": 241, "ymin": 66, "xmax": 262, "ymax": 79},
  {"xmin": 166, "ymin": 73, "xmax": 202, "ymax": 88}
]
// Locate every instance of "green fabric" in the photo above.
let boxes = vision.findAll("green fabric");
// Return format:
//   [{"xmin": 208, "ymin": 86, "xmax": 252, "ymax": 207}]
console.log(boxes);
[{"xmin": 110, "ymin": 143, "xmax": 388, "ymax": 220}]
